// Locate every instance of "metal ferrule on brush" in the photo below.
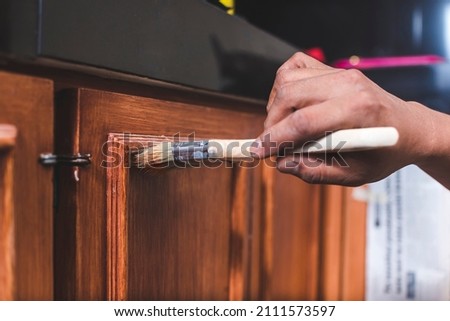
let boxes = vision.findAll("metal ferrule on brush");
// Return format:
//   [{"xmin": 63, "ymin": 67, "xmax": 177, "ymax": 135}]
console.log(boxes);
[{"xmin": 172, "ymin": 140, "xmax": 210, "ymax": 162}]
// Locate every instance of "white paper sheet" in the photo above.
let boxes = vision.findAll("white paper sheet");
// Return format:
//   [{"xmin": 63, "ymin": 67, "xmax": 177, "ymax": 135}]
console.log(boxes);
[{"xmin": 366, "ymin": 165, "xmax": 450, "ymax": 300}]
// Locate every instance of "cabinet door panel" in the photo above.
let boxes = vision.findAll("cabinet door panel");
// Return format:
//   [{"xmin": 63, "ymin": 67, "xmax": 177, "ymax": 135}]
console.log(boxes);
[
  {"xmin": 127, "ymin": 166, "xmax": 233, "ymax": 300},
  {"xmin": 319, "ymin": 185, "xmax": 366, "ymax": 300},
  {"xmin": 0, "ymin": 72, "xmax": 53, "ymax": 300},
  {"xmin": 56, "ymin": 88, "xmax": 322, "ymax": 300},
  {"xmin": 56, "ymin": 89, "xmax": 266, "ymax": 300}
]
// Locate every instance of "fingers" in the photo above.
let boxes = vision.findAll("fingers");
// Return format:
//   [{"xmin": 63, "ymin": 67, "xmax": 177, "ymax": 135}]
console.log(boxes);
[
  {"xmin": 266, "ymin": 69, "xmax": 356, "ymax": 129},
  {"xmin": 255, "ymin": 95, "xmax": 366, "ymax": 157},
  {"xmin": 268, "ymin": 52, "xmax": 334, "ymax": 108},
  {"xmin": 267, "ymin": 68, "xmax": 342, "ymax": 109},
  {"xmin": 267, "ymin": 51, "xmax": 334, "ymax": 109},
  {"xmin": 276, "ymin": 155, "xmax": 360, "ymax": 186}
]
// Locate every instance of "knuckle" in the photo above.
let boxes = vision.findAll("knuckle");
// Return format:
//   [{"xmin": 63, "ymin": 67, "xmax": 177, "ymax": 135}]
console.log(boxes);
[
  {"xmin": 275, "ymin": 84, "xmax": 291, "ymax": 102},
  {"xmin": 291, "ymin": 52, "xmax": 307, "ymax": 67},
  {"xmin": 275, "ymin": 68, "xmax": 290, "ymax": 85},
  {"xmin": 345, "ymin": 68, "xmax": 365, "ymax": 84},
  {"xmin": 291, "ymin": 110, "xmax": 311, "ymax": 137},
  {"xmin": 353, "ymin": 90, "xmax": 380, "ymax": 116},
  {"xmin": 293, "ymin": 51, "xmax": 307, "ymax": 61}
]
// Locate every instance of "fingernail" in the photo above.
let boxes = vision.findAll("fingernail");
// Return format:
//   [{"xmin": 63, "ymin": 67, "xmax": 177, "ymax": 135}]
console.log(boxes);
[{"xmin": 251, "ymin": 139, "xmax": 261, "ymax": 148}]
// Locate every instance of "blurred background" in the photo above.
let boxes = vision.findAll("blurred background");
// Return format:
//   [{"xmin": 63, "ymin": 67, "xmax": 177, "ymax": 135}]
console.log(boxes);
[{"xmin": 234, "ymin": 0, "xmax": 450, "ymax": 63}]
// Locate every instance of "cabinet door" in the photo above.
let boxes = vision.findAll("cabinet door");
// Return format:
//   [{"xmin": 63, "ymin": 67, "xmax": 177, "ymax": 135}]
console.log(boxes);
[
  {"xmin": 319, "ymin": 185, "xmax": 366, "ymax": 300},
  {"xmin": 55, "ymin": 88, "xmax": 321, "ymax": 300},
  {"xmin": 0, "ymin": 72, "xmax": 54, "ymax": 300}
]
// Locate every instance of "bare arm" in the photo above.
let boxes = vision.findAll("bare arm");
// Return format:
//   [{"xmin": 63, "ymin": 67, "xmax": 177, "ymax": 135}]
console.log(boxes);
[{"xmin": 251, "ymin": 52, "xmax": 450, "ymax": 189}]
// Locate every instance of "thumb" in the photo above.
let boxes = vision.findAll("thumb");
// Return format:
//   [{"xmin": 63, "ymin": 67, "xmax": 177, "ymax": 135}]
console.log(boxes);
[{"xmin": 276, "ymin": 155, "xmax": 357, "ymax": 186}]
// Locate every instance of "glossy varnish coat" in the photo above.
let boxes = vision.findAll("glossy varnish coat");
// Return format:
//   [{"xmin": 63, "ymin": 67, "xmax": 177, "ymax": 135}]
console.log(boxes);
[
  {"xmin": 0, "ymin": 71, "xmax": 53, "ymax": 300},
  {"xmin": 54, "ymin": 88, "xmax": 324, "ymax": 300}
]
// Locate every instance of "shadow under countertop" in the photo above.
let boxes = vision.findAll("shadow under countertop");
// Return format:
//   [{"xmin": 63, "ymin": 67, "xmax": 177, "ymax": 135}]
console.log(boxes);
[{"xmin": 0, "ymin": 0, "xmax": 298, "ymax": 101}]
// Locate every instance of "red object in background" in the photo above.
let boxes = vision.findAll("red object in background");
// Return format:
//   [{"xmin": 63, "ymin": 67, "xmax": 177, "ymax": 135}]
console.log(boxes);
[
  {"xmin": 305, "ymin": 47, "xmax": 326, "ymax": 62},
  {"xmin": 333, "ymin": 54, "xmax": 446, "ymax": 70}
]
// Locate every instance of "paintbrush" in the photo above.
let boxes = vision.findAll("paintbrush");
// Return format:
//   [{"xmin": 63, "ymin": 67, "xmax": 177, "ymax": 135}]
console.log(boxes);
[{"xmin": 134, "ymin": 127, "xmax": 399, "ymax": 168}]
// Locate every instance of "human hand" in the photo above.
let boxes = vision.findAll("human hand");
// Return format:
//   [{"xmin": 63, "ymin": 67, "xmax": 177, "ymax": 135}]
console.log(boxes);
[{"xmin": 252, "ymin": 52, "xmax": 438, "ymax": 186}]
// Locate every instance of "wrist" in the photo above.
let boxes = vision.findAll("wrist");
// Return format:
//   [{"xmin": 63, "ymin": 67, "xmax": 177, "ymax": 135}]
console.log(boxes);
[{"xmin": 409, "ymin": 101, "xmax": 450, "ymax": 176}]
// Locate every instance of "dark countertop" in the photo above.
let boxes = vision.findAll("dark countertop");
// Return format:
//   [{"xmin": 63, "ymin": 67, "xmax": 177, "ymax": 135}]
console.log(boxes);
[{"xmin": 0, "ymin": 0, "xmax": 298, "ymax": 100}]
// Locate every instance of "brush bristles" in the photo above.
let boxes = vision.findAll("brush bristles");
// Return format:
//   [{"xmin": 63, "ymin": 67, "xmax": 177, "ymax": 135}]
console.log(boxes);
[
  {"xmin": 133, "ymin": 138, "xmax": 255, "ymax": 169},
  {"xmin": 134, "ymin": 142, "xmax": 174, "ymax": 168}
]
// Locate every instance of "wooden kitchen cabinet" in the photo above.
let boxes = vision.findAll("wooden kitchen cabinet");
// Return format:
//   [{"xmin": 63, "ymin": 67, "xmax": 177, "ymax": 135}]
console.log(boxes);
[
  {"xmin": 0, "ymin": 71, "xmax": 365, "ymax": 301},
  {"xmin": 0, "ymin": 71, "xmax": 54, "ymax": 300},
  {"xmin": 0, "ymin": 0, "xmax": 373, "ymax": 302},
  {"xmin": 53, "ymin": 88, "xmax": 323, "ymax": 300}
]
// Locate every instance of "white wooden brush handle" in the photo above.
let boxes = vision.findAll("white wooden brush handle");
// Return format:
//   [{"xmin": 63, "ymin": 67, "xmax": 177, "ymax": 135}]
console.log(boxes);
[
  {"xmin": 209, "ymin": 127, "xmax": 399, "ymax": 159},
  {"xmin": 296, "ymin": 127, "xmax": 399, "ymax": 153}
]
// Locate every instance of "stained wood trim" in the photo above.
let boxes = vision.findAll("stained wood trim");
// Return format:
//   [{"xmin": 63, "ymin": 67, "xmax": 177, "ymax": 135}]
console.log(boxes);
[
  {"xmin": 228, "ymin": 165, "xmax": 263, "ymax": 301},
  {"xmin": 0, "ymin": 125, "xmax": 16, "ymax": 300},
  {"xmin": 228, "ymin": 167, "xmax": 248, "ymax": 300},
  {"xmin": 341, "ymin": 187, "xmax": 367, "ymax": 300},
  {"xmin": 246, "ymin": 166, "xmax": 263, "ymax": 300},
  {"xmin": 106, "ymin": 134, "xmax": 128, "ymax": 300},
  {"xmin": 306, "ymin": 185, "xmax": 322, "ymax": 300},
  {"xmin": 319, "ymin": 185, "xmax": 345, "ymax": 300},
  {"xmin": 319, "ymin": 186, "xmax": 367, "ymax": 300},
  {"xmin": 54, "ymin": 90, "xmax": 81, "ymax": 299},
  {"xmin": 260, "ymin": 165, "xmax": 274, "ymax": 300}
]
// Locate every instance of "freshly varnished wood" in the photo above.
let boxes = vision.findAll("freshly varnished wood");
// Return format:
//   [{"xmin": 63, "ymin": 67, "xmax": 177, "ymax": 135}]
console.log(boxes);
[
  {"xmin": 56, "ymin": 87, "xmax": 333, "ymax": 301},
  {"xmin": 229, "ymin": 166, "xmax": 260, "ymax": 301},
  {"xmin": 105, "ymin": 134, "xmax": 266, "ymax": 300},
  {"xmin": 106, "ymin": 134, "xmax": 128, "ymax": 300},
  {"xmin": 261, "ymin": 161, "xmax": 322, "ymax": 300},
  {"xmin": 0, "ymin": 71, "xmax": 53, "ymax": 300},
  {"xmin": 57, "ymin": 88, "xmax": 267, "ymax": 300},
  {"xmin": 341, "ymin": 187, "xmax": 367, "ymax": 300},
  {"xmin": 0, "ymin": 125, "xmax": 16, "ymax": 300},
  {"xmin": 319, "ymin": 186, "xmax": 367, "ymax": 300},
  {"xmin": 319, "ymin": 185, "xmax": 345, "ymax": 300},
  {"xmin": 127, "ymin": 165, "xmax": 233, "ymax": 300},
  {"xmin": 54, "ymin": 90, "xmax": 81, "ymax": 299}
]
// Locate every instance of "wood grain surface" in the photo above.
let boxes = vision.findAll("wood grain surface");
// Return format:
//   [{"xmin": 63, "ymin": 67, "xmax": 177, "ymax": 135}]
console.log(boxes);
[
  {"xmin": 0, "ymin": 71, "xmax": 54, "ymax": 300},
  {"xmin": 0, "ymin": 125, "xmax": 16, "ymax": 300},
  {"xmin": 341, "ymin": 187, "xmax": 367, "ymax": 300},
  {"xmin": 319, "ymin": 186, "xmax": 367, "ymax": 300},
  {"xmin": 261, "ymin": 164, "xmax": 322, "ymax": 300},
  {"xmin": 56, "ymin": 88, "xmax": 267, "ymax": 299},
  {"xmin": 55, "ymin": 87, "xmax": 325, "ymax": 300}
]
